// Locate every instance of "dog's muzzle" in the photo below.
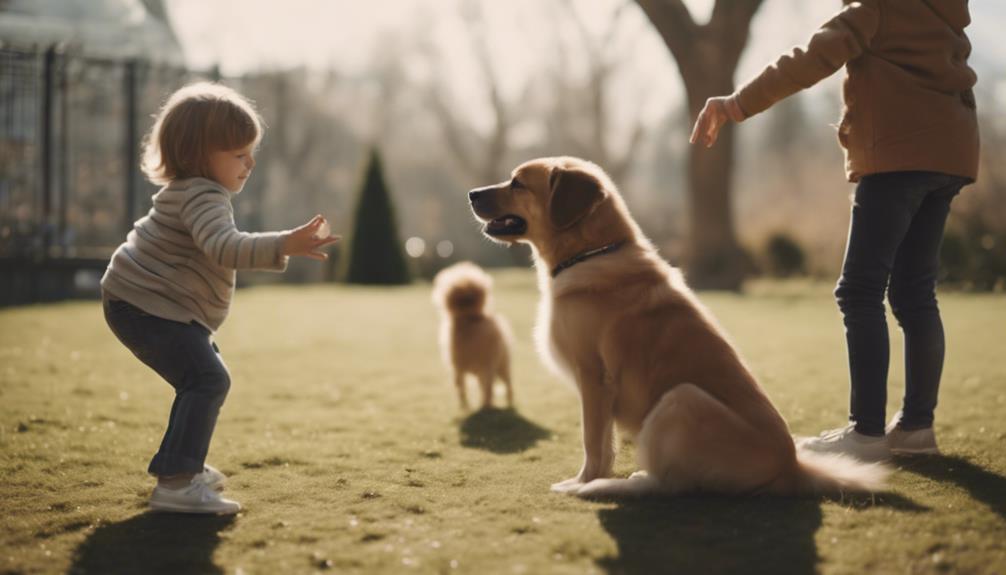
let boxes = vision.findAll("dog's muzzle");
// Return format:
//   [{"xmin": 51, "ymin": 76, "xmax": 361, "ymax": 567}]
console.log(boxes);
[{"xmin": 469, "ymin": 186, "xmax": 527, "ymax": 237}]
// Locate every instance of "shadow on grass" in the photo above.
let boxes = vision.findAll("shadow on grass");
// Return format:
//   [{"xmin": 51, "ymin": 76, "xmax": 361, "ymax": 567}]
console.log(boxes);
[
  {"xmin": 459, "ymin": 407, "xmax": 551, "ymax": 454},
  {"xmin": 898, "ymin": 454, "xmax": 1006, "ymax": 521},
  {"xmin": 821, "ymin": 490, "xmax": 931, "ymax": 512},
  {"xmin": 69, "ymin": 512, "xmax": 235, "ymax": 575},
  {"xmin": 595, "ymin": 490, "xmax": 929, "ymax": 575},
  {"xmin": 596, "ymin": 496, "xmax": 822, "ymax": 574}
]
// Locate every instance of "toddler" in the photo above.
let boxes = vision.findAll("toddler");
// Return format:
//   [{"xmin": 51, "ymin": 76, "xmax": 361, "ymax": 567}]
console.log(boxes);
[{"xmin": 101, "ymin": 82, "xmax": 339, "ymax": 513}]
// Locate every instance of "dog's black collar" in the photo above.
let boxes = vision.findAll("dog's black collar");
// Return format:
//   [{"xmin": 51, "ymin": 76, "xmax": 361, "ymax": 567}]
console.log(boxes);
[{"xmin": 551, "ymin": 241, "xmax": 625, "ymax": 278}]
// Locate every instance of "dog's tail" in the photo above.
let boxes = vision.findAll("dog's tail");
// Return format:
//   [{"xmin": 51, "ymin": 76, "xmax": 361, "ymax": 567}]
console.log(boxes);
[
  {"xmin": 574, "ymin": 474, "xmax": 662, "ymax": 499},
  {"xmin": 431, "ymin": 261, "xmax": 492, "ymax": 314},
  {"xmin": 790, "ymin": 448, "xmax": 889, "ymax": 494}
]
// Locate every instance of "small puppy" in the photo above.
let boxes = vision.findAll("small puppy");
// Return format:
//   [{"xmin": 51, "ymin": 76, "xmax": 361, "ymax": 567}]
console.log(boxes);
[
  {"xmin": 469, "ymin": 156, "xmax": 886, "ymax": 497},
  {"xmin": 432, "ymin": 262, "xmax": 513, "ymax": 410}
]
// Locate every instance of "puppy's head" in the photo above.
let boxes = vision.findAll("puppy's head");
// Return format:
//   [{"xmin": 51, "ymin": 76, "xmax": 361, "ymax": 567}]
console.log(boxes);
[
  {"xmin": 432, "ymin": 261, "xmax": 492, "ymax": 317},
  {"xmin": 469, "ymin": 157, "xmax": 618, "ymax": 254}
]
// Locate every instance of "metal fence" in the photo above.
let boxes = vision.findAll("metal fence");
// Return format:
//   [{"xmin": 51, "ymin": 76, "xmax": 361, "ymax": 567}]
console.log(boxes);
[
  {"xmin": 1, "ymin": 46, "xmax": 202, "ymax": 255},
  {"xmin": 0, "ymin": 46, "xmax": 300, "ymax": 305}
]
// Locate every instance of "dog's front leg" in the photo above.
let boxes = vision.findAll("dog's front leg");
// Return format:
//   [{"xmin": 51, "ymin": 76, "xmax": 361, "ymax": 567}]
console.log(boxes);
[{"xmin": 552, "ymin": 374, "xmax": 615, "ymax": 494}]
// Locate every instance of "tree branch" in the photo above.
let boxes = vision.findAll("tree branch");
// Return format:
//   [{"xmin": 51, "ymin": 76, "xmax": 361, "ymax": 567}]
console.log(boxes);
[
  {"xmin": 426, "ymin": 83, "xmax": 478, "ymax": 181},
  {"xmin": 709, "ymin": 0, "xmax": 765, "ymax": 70},
  {"xmin": 634, "ymin": 0, "xmax": 698, "ymax": 66}
]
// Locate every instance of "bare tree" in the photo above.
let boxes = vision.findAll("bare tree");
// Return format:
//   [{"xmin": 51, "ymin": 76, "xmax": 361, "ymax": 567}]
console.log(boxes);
[
  {"xmin": 549, "ymin": 0, "xmax": 647, "ymax": 184},
  {"xmin": 424, "ymin": 0, "xmax": 513, "ymax": 185},
  {"xmin": 636, "ymin": 0, "xmax": 764, "ymax": 289}
]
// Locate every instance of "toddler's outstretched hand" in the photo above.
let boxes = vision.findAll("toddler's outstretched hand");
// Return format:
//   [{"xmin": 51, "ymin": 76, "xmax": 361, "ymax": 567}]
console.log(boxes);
[
  {"xmin": 690, "ymin": 96, "xmax": 745, "ymax": 148},
  {"xmin": 283, "ymin": 215, "xmax": 341, "ymax": 261}
]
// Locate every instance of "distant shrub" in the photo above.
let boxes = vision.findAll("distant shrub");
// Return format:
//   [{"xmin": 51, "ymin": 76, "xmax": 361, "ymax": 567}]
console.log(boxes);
[
  {"xmin": 940, "ymin": 228, "xmax": 1006, "ymax": 291},
  {"xmin": 763, "ymin": 233, "xmax": 806, "ymax": 278},
  {"xmin": 342, "ymin": 148, "xmax": 411, "ymax": 285}
]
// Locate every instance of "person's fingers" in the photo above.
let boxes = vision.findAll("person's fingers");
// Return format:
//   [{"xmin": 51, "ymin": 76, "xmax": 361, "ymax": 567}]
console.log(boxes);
[
  {"xmin": 314, "ymin": 235, "xmax": 342, "ymax": 247},
  {"xmin": 704, "ymin": 116, "xmax": 720, "ymax": 146},
  {"xmin": 705, "ymin": 114, "xmax": 724, "ymax": 147},
  {"xmin": 689, "ymin": 106, "xmax": 709, "ymax": 145},
  {"xmin": 305, "ymin": 251, "xmax": 328, "ymax": 261}
]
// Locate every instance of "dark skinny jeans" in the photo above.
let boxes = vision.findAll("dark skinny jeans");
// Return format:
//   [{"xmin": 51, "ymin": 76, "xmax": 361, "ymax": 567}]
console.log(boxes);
[
  {"xmin": 835, "ymin": 171, "xmax": 969, "ymax": 436},
  {"xmin": 103, "ymin": 298, "xmax": 230, "ymax": 476}
]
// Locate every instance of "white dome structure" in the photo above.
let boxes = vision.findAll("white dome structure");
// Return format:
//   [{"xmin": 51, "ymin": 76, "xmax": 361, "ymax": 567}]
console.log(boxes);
[{"xmin": 0, "ymin": 0, "xmax": 183, "ymax": 64}]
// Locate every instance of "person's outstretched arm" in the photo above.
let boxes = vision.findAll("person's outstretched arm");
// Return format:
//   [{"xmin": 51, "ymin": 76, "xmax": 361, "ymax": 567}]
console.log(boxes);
[
  {"xmin": 181, "ymin": 183, "xmax": 339, "ymax": 270},
  {"xmin": 692, "ymin": 1, "xmax": 881, "ymax": 147}
]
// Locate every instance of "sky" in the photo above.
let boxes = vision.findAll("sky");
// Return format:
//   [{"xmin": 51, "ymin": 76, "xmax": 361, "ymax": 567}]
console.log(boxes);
[{"xmin": 164, "ymin": 0, "xmax": 1006, "ymax": 131}]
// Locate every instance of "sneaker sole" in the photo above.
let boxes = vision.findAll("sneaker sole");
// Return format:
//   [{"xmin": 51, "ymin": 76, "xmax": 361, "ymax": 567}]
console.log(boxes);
[
  {"xmin": 149, "ymin": 500, "xmax": 240, "ymax": 515},
  {"xmin": 891, "ymin": 447, "xmax": 941, "ymax": 455},
  {"xmin": 194, "ymin": 480, "xmax": 225, "ymax": 491}
]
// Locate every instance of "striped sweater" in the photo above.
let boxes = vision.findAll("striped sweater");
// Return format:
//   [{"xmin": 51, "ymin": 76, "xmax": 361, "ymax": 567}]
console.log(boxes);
[{"xmin": 101, "ymin": 177, "xmax": 289, "ymax": 332}]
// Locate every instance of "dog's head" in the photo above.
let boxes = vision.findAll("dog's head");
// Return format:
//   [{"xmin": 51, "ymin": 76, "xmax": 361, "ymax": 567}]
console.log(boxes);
[
  {"xmin": 469, "ymin": 157, "xmax": 629, "ymax": 262},
  {"xmin": 469, "ymin": 157, "xmax": 608, "ymax": 245},
  {"xmin": 432, "ymin": 261, "xmax": 491, "ymax": 316}
]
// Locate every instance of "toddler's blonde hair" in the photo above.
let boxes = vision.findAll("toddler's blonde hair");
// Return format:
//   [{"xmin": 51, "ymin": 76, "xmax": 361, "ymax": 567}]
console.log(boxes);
[{"xmin": 141, "ymin": 82, "xmax": 263, "ymax": 185}]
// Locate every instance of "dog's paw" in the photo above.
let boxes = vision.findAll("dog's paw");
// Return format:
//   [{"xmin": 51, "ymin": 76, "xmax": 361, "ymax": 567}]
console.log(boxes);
[
  {"xmin": 574, "ymin": 479, "xmax": 613, "ymax": 499},
  {"xmin": 575, "ymin": 475, "xmax": 659, "ymax": 499},
  {"xmin": 550, "ymin": 477, "xmax": 585, "ymax": 494}
]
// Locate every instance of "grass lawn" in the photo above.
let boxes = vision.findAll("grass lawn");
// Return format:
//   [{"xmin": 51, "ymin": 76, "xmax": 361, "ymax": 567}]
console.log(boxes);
[{"xmin": 1, "ymin": 270, "xmax": 1004, "ymax": 575}]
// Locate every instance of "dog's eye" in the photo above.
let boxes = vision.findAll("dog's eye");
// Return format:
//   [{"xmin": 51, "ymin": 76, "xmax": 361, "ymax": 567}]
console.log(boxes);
[{"xmin": 510, "ymin": 177, "xmax": 524, "ymax": 190}]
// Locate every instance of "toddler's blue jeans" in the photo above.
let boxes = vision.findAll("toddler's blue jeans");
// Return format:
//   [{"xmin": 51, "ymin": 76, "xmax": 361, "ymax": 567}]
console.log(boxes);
[
  {"xmin": 835, "ymin": 171, "xmax": 969, "ymax": 436},
  {"xmin": 103, "ymin": 298, "xmax": 230, "ymax": 476}
]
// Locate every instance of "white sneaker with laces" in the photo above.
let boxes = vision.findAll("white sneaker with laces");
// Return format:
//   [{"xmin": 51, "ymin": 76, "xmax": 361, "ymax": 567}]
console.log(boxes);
[
  {"xmin": 150, "ymin": 481, "xmax": 241, "ymax": 515},
  {"xmin": 796, "ymin": 424, "xmax": 891, "ymax": 462},
  {"xmin": 885, "ymin": 411, "xmax": 940, "ymax": 455},
  {"xmin": 193, "ymin": 464, "xmax": 226, "ymax": 490}
]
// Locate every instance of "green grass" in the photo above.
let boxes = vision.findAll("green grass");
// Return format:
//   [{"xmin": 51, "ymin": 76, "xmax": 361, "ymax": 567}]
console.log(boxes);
[{"xmin": 1, "ymin": 271, "xmax": 1004, "ymax": 575}]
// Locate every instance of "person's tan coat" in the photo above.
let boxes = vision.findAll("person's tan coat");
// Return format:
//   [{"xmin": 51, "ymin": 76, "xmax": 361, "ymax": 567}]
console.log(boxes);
[{"xmin": 734, "ymin": 0, "xmax": 979, "ymax": 182}]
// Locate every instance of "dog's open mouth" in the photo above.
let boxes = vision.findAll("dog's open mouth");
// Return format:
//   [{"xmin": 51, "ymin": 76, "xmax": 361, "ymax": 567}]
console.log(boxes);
[{"xmin": 485, "ymin": 215, "xmax": 527, "ymax": 237}]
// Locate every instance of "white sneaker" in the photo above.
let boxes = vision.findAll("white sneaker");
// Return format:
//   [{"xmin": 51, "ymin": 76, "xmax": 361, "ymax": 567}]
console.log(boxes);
[
  {"xmin": 150, "ymin": 481, "xmax": 241, "ymax": 515},
  {"xmin": 886, "ymin": 411, "xmax": 940, "ymax": 455},
  {"xmin": 796, "ymin": 424, "xmax": 890, "ymax": 462},
  {"xmin": 193, "ymin": 464, "xmax": 226, "ymax": 490}
]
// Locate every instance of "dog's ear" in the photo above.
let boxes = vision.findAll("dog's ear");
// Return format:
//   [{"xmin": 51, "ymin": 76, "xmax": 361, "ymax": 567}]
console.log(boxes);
[{"xmin": 548, "ymin": 167, "xmax": 604, "ymax": 230}]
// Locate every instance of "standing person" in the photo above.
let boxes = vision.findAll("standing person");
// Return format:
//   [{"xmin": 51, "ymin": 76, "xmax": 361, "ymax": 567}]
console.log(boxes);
[
  {"xmin": 690, "ymin": 1, "xmax": 978, "ymax": 461},
  {"xmin": 101, "ymin": 82, "xmax": 339, "ymax": 513}
]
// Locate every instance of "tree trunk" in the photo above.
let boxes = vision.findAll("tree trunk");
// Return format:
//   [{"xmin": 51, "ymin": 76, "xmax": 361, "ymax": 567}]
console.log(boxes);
[
  {"xmin": 683, "ymin": 65, "xmax": 746, "ymax": 290},
  {"xmin": 636, "ymin": 0, "xmax": 763, "ymax": 290}
]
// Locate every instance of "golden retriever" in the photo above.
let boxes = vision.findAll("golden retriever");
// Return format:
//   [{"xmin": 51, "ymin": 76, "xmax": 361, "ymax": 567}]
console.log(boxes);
[
  {"xmin": 468, "ymin": 156, "xmax": 886, "ymax": 497},
  {"xmin": 432, "ymin": 262, "xmax": 514, "ymax": 410}
]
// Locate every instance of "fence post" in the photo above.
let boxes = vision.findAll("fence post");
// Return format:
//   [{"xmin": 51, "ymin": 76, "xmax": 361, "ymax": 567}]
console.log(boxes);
[
  {"xmin": 41, "ymin": 45, "xmax": 56, "ymax": 260},
  {"xmin": 124, "ymin": 59, "xmax": 139, "ymax": 231},
  {"xmin": 58, "ymin": 50, "xmax": 68, "ymax": 254}
]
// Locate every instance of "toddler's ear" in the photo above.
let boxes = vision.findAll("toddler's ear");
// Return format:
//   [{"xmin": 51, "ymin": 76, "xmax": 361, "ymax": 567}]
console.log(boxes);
[{"xmin": 548, "ymin": 167, "xmax": 605, "ymax": 230}]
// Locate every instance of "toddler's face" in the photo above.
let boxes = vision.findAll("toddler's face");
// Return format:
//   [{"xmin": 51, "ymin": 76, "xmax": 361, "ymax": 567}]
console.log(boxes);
[{"xmin": 208, "ymin": 142, "xmax": 256, "ymax": 193}]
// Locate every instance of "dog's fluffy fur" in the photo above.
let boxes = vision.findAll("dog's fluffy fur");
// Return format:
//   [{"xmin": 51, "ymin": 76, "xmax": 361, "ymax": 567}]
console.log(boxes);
[
  {"xmin": 432, "ymin": 262, "xmax": 513, "ymax": 410},
  {"xmin": 469, "ymin": 156, "xmax": 887, "ymax": 497}
]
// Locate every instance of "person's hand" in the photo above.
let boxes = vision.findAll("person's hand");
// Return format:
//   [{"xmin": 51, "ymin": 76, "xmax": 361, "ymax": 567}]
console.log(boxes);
[
  {"xmin": 689, "ymin": 95, "xmax": 746, "ymax": 148},
  {"xmin": 282, "ymin": 215, "xmax": 341, "ymax": 261}
]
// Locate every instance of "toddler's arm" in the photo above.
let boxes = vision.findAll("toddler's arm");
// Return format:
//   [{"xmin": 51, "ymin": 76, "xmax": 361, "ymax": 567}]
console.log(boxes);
[{"xmin": 179, "ymin": 184, "xmax": 336, "ymax": 270}]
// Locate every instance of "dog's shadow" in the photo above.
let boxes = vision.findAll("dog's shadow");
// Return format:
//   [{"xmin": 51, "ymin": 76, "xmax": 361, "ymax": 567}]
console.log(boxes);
[
  {"xmin": 897, "ymin": 454, "xmax": 1006, "ymax": 521},
  {"xmin": 594, "ymin": 490, "xmax": 928, "ymax": 575},
  {"xmin": 69, "ymin": 511, "xmax": 235, "ymax": 574},
  {"xmin": 458, "ymin": 407, "xmax": 552, "ymax": 454}
]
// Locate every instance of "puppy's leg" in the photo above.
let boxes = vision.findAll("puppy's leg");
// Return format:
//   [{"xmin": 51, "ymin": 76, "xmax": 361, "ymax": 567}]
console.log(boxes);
[
  {"xmin": 552, "ymin": 376, "xmax": 615, "ymax": 494},
  {"xmin": 454, "ymin": 370, "xmax": 469, "ymax": 411},
  {"xmin": 635, "ymin": 383, "xmax": 782, "ymax": 495},
  {"xmin": 498, "ymin": 360, "xmax": 513, "ymax": 408},
  {"xmin": 477, "ymin": 370, "xmax": 494, "ymax": 410}
]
